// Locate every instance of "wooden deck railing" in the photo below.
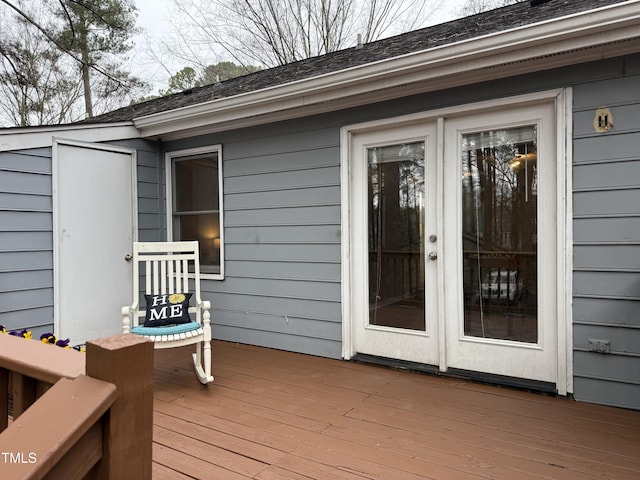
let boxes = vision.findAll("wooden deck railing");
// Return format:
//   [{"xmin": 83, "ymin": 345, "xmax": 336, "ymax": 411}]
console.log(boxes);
[{"xmin": 0, "ymin": 332, "xmax": 154, "ymax": 480}]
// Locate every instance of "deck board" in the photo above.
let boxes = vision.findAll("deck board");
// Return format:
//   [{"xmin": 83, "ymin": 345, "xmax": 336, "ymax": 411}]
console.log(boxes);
[{"xmin": 153, "ymin": 342, "xmax": 640, "ymax": 479}]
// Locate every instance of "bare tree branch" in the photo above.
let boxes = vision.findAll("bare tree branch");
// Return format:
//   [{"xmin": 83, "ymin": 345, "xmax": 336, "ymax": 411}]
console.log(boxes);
[
  {"xmin": 164, "ymin": 0, "xmax": 448, "ymax": 69},
  {"xmin": 0, "ymin": 0, "xmax": 132, "ymax": 88},
  {"xmin": 454, "ymin": 0, "xmax": 519, "ymax": 17},
  {"xmin": 0, "ymin": 0, "xmax": 145, "ymax": 124}
]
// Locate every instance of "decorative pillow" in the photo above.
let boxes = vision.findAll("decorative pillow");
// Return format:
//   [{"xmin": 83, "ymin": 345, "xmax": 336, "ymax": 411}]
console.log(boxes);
[{"xmin": 143, "ymin": 292, "xmax": 193, "ymax": 327}]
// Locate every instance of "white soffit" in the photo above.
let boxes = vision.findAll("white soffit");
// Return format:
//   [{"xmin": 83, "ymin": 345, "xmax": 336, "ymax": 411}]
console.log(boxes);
[{"xmin": 134, "ymin": 1, "xmax": 640, "ymax": 140}]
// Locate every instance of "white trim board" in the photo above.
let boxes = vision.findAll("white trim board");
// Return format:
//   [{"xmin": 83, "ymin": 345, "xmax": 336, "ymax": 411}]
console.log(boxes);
[{"xmin": 0, "ymin": 123, "xmax": 138, "ymax": 152}]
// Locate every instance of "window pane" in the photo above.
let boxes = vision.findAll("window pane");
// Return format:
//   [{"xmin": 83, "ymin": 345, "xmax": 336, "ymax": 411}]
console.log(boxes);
[
  {"xmin": 175, "ymin": 156, "xmax": 219, "ymax": 212},
  {"xmin": 175, "ymin": 213, "xmax": 221, "ymax": 269},
  {"xmin": 368, "ymin": 142, "xmax": 426, "ymax": 331},
  {"xmin": 461, "ymin": 126, "xmax": 538, "ymax": 343}
]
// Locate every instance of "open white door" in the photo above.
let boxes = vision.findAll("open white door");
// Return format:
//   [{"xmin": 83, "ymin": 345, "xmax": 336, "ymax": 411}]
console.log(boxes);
[{"xmin": 53, "ymin": 139, "xmax": 137, "ymax": 345}]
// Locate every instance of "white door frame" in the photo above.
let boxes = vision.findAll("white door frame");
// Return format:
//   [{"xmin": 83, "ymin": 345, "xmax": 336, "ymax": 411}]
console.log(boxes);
[
  {"xmin": 52, "ymin": 138, "xmax": 138, "ymax": 343},
  {"xmin": 341, "ymin": 89, "xmax": 573, "ymax": 394}
]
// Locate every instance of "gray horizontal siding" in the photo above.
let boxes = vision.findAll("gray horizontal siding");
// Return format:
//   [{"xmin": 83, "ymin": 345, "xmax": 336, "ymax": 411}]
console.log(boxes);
[
  {"xmin": 573, "ymin": 216, "xmax": 640, "ymax": 239},
  {"xmin": 574, "ymin": 244, "xmax": 640, "ymax": 270},
  {"xmin": 573, "ymin": 271, "xmax": 640, "ymax": 299},
  {"xmin": 167, "ymin": 127, "xmax": 342, "ymax": 358},
  {"xmin": 0, "ymin": 231, "xmax": 52, "ymax": 251},
  {"xmin": 573, "ymin": 297, "xmax": 639, "ymax": 327},
  {"xmin": 572, "ymin": 377, "xmax": 639, "ymax": 410},
  {"xmin": 210, "ymin": 277, "xmax": 340, "ymax": 303},
  {"xmin": 574, "ymin": 324, "xmax": 639, "ymax": 357},
  {"xmin": 0, "ymin": 192, "xmax": 51, "ymax": 211},
  {"xmin": 226, "ymin": 185, "xmax": 341, "ymax": 210},
  {"xmin": 112, "ymin": 139, "xmax": 165, "ymax": 242},
  {"xmin": 573, "ymin": 189, "xmax": 640, "ymax": 216},
  {"xmin": 573, "ymin": 132, "xmax": 640, "ymax": 165},
  {"xmin": 574, "ymin": 160, "xmax": 640, "ymax": 191},
  {"xmin": 0, "ymin": 147, "xmax": 53, "ymax": 334},
  {"xmin": 227, "ymin": 205, "xmax": 340, "ymax": 228},
  {"xmin": 226, "ymin": 224, "xmax": 340, "ymax": 245},
  {"xmin": 0, "ymin": 306, "xmax": 53, "ymax": 329},
  {"xmin": 161, "ymin": 55, "xmax": 640, "ymax": 385},
  {"xmin": 572, "ymin": 64, "xmax": 640, "ymax": 408},
  {"xmin": 0, "ymin": 269, "xmax": 53, "ymax": 291},
  {"xmin": 220, "ymin": 133, "xmax": 342, "ymax": 357},
  {"xmin": 210, "ymin": 293, "xmax": 341, "ymax": 324},
  {"xmin": 226, "ymin": 260, "xmax": 339, "ymax": 281}
]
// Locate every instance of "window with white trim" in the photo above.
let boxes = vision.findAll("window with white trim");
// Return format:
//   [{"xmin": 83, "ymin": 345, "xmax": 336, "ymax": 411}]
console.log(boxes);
[{"xmin": 166, "ymin": 146, "xmax": 224, "ymax": 278}]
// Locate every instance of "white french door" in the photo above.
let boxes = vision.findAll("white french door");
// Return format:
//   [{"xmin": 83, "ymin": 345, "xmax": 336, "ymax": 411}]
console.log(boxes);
[
  {"xmin": 349, "ymin": 122, "xmax": 440, "ymax": 366},
  {"xmin": 345, "ymin": 94, "xmax": 566, "ymax": 388},
  {"xmin": 443, "ymin": 102, "xmax": 558, "ymax": 384}
]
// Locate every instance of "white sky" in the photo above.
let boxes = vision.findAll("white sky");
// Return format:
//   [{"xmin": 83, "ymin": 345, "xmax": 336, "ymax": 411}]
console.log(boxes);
[{"xmin": 132, "ymin": 0, "xmax": 468, "ymax": 93}]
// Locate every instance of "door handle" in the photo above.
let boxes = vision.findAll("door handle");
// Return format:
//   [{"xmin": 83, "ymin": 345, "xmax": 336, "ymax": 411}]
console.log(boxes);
[
  {"xmin": 428, "ymin": 251, "xmax": 437, "ymax": 261},
  {"xmin": 124, "ymin": 254, "xmax": 133, "ymax": 262}
]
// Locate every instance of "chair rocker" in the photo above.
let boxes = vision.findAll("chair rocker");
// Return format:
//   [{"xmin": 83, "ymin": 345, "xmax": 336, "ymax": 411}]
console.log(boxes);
[{"xmin": 122, "ymin": 241, "xmax": 213, "ymax": 384}]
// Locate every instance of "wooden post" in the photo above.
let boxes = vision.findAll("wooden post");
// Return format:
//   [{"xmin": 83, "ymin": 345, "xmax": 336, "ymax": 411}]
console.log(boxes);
[
  {"xmin": 0, "ymin": 368, "xmax": 7, "ymax": 432},
  {"xmin": 85, "ymin": 333, "xmax": 154, "ymax": 480}
]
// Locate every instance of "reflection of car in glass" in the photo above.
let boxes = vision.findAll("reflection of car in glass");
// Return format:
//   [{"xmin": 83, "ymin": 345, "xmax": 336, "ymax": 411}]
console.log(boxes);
[{"xmin": 480, "ymin": 270, "xmax": 522, "ymax": 303}]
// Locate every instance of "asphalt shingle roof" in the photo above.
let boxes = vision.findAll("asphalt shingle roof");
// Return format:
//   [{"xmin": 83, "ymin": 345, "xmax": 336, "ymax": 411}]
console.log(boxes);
[{"xmin": 86, "ymin": 0, "xmax": 629, "ymax": 123}]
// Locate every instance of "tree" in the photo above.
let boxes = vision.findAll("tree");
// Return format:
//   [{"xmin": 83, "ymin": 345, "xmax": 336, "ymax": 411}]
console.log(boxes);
[
  {"xmin": 52, "ymin": 0, "xmax": 143, "ymax": 118},
  {"xmin": 0, "ymin": 0, "xmax": 146, "ymax": 125},
  {"xmin": 160, "ymin": 62, "xmax": 261, "ymax": 96},
  {"xmin": 163, "ymin": 0, "xmax": 446, "ymax": 69},
  {"xmin": 0, "ymin": 25, "xmax": 82, "ymax": 126},
  {"xmin": 200, "ymin": 61, "xmax": 260, "ymax": 85},
  {"xmin": 454, "ymin": 0, "xmax": 520, "ymax": 17},
  {"xmin": 167, "ymin": 67, "xmax": 198, "ymax": 93},
  {"xmin": 0, "ymin": 1, "xmax": 84, "ymax": 125}
]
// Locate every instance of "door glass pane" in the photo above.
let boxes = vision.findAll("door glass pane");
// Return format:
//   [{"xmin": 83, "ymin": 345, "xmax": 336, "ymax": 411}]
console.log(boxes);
[
  {"xmin": 461, "ymin": 126, "xmax": 538, "ymax": 343},
  {"xmin": 368, "ymin": 142, "xmax": 426, "ymax": 331}
]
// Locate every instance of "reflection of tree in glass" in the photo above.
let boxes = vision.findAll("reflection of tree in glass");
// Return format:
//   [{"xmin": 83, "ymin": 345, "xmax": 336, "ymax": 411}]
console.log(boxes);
[
  {"xmin": 368, "ymin": 143, "xmax": 425, "ymax": 252},
  {"xmin": 461, "ymin": 127, "xmax": 539, "ymax": 341},
  {"xmin": 368, "ymin": 142, "xmax": 426, "ymax": 323},
  {"xmin": 462, "ymin": 128, "xmax": 537, "ymax": 252}
]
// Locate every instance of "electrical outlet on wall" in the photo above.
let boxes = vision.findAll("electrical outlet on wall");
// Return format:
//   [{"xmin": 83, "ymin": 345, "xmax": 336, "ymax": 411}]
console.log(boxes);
[{"xmin": 588, "ymin": 338, "xmax": 611, "ymax": 354}]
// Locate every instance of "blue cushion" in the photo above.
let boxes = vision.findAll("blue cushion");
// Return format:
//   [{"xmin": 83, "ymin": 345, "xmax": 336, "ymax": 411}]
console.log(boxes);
[{"xmin": 131, "ymin": 321, "xmax": 201, "ymax": 337}]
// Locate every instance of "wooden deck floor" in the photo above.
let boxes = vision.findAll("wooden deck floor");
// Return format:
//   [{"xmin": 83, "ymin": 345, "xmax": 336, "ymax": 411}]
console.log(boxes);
[{"xmin": 152, "ymin": 342, "xmax": 640, "ymax": 480}]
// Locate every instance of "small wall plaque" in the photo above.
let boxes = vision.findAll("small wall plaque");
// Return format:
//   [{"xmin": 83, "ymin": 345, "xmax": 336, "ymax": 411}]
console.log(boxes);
[{"xmin": 594, "ymin": 107, "xmax": 614, "ymax": 133}]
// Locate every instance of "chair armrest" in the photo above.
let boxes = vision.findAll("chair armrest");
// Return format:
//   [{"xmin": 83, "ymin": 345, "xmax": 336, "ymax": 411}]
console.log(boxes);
[
  {"xmin": 122, "ymin": 304, "xmax": 138, "ymax": 334},
  {"xmin": 201, "ymin": 300, "xmax": 212, "ymax": 340}
]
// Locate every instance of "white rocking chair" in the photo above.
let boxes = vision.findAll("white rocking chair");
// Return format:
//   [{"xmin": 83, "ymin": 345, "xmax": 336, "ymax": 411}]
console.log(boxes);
[{"xmin": 121, "ymin": 241, "xmax": 213, "ymax": 384}]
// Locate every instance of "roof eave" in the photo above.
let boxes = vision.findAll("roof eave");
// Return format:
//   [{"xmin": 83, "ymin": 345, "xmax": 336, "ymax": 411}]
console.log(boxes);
[{"xmin": 133, "ymin": 1, "xmax": 640, "ymax": 141}]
